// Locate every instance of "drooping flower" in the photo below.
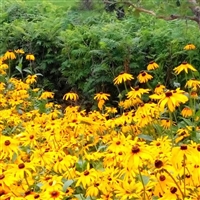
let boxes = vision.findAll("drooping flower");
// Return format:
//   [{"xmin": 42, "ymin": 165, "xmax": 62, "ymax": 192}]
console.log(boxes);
[
  {"xmin": 3, "ymin": 50, "xmax": 16, "ymax": 60},
  {"xmin": 63, "ymin": 92, "xmax": 79, "ymax": 101},
  {"xmin": 147, "ymin": 61, "xmax": 159, "ymax": 71},
  {"xmin": 40, "ymin": 91, "xmax": 54, "ymax": 99},
  {"xmin": 185, "ymin": 78, "xmax": 200, "ymax": 91},
  {"xmin": 113, "ymin": 72, "xmax": 134, "ymax": 85},
  {"xmin": 15, "ymin": 49, "xmax": 25, "ymax": 54},
  {"xmin": 26, "ymin": 53, "xmax": 35, "ymax": 61},
  {"xmin": 173, "ymin": 61, "xmax": 197, "ymax": 75},
  {"xmin": 154, "ymin": 84, "xmax": 165, "ymax": 94},
  {"xmin": 94, "ymin": 92, "xmax": 110, "ymax": 101},
  {"xmin": 184, "ymin": 44, "xmax": 196, "ymax": 50},
  {"xmin": 181, "ymin": 107, "xmax": 193, "ymax": 118},
  {"xmin": 25, "ymin": 75, "xmax": 37, "ymax": 84},
  {"xmin": 137, "ymin": 71, "xmax": 153, "ymax": 83}
]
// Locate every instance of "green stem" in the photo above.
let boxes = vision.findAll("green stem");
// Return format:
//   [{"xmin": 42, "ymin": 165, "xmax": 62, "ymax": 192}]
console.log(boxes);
[
  {"xmin": 163, "ymin": 169, "xmax": 185, "ymax": 200},
  {"xmin": 138, "ymin": 167, "xmax": 146, "ymax": 200},
  {"xmin": 168, "ymin": 111, "xmax": 174, "ymax": 146}
]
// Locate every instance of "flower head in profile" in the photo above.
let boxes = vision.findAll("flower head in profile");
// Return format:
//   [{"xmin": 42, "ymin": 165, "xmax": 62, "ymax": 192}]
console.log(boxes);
[
  {"xmin": 26, "ymin": 75, "xmax": 37, "ymax": 84},
  {"xmin": 15, "ymin": 49, "xmax": 25, "ymax": 54},
  {"xmin": 147, "ymin": 61, "xmax": 159, "ymax": 71},
  {"xmin": 184, "ymin": 44, "xmax": 196, "ymax": 50},
  {"xmin": 63, "ymin": 92, "xmax": 79, "ymax": 101},
  {"xmin": 113, "ymin": 72, "xmax": 134, "ymax": 85},
  {"xmin": 40, "ymin": 91, "xmax": 54, "ymax": 99},
  {"xmin": 173, "ymin": 61, "xmax": 197, "ymax": 75},
  {"xmin": 181, "ymin": 107, "xmax": 193, "ymax": 118},
  {"xmin": 137, "ymin": 71, "xmax": 153, "ymax": 83},
  {"xmin": 154, "ymin": 84, "xmax": 165, "ymax": 94},
  {"xmin": 26, "ymin": 53, "xmax": 35, "ymax": 61},
  {"xmin": 185, "ymin": 78, "xmax": 200, "ymax": 91},
  {"xmin": 4, "ymin": 50, "xmax": 16, "ymax": 60},
  {"xmin": 94, "ymin": 92, "xmax": 110, "ymax": 101}
]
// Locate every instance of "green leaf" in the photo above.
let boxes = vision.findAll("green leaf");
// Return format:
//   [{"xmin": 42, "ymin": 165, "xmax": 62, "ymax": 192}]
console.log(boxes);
[
  {"xmin": 62, "ymin": 180, "xmax": 74, "ymax": 192},
  {"xmin": 138, "ymin": 134, "xmax": 153, "ymax": 141},
  {"xmin": 23, "ymin": 68, "xmax": 32, "ymax": 74},
  {"xmin": 15, "ymin": 65, "xmax": 22, "ymax": 74}
]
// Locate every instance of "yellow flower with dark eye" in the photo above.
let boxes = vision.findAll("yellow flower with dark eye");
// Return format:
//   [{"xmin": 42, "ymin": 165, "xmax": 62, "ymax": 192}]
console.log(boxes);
[
  {"xmin": 63, "ymin": 92, "xmax": 79, "ymax": 101},
  {"xmin": 26, "ymin": 75, "xmax": 37, "ymax": 84},
  {"xmin": 4, "ymin": 50, "xmax": 16, "ymax": 60},
  {"xmin": 137, "ymin": 71, "xmax": 153, "ymax": 83},
  {"xmin": 147, "ymin": 61, "xmax": 159, "ymax": 71},
  {"xmin": 154, "ymin": 84, "xmax": 165, "ymax": 94},
  {"xmin": 185, "ymin": 78, "xmax": 200, "ymax": 91},
  {"xmin": 173, "ymin": 61, "xmax": 197, "ymax": 75},
  {"xmin": 181, "ymin": 107, "xmax": 193, "ymax": 118},
  {"xmin": 26, "ymin": 53, "xmax": 35, "ymax": 61},
  {"xmin": 113, "ymin": 72, "xmax": 134, "ymax": 85},
  {"xmin": 184, "ymin": 44, "xmax": 196, "ymax": 50},
  {"xmin": 40, "ymin": 91, "xmax": 54, "ymax": 99},
  {"xmin": 94, "ymin": 92, "xmax": 110, "ymax": 101},
  {"xmin": 126, "ymin": 86, "xmax": 150, "ymax": 99}
]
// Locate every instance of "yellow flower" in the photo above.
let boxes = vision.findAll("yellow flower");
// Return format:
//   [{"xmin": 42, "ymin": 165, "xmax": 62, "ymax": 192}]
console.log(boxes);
[
  {"xmin": 40, "ymin": 91, "xmax": 54, "ymax": 99},
  {"xmin": 126, "ymin": 86, "xmax": 150, "ymax": 99},
  {"xmin": 63, "ymin": 92, "xmax": 79, "ymax": 101},
  {"xmin": 152, "ymin": 89, "xmax": 188, "ymax": 112},
  {"xmin": 76, "ymin": 163, "xmax": 98, "ymax": 189},
  {"xmin": 25, "ymin": 75, "xmax": 37, "ymax": 84},
  {"xmin": 173, "ymin": 61, "xmax": 197, "ymax": 75},
  {"xmin": 137, "ymin": 71, "xmax": 153, "ymax": 83},
  {"xmin": 3, "ymin": 50, "xmax": 16, "ymax": 60},
  {"xmin": 185, "ymin": 78, "xmax": 200, "ymax": 91},
  {"xmin": 14, "ymin": 49, "xmax": 25, "ymax": 54},
  {"xmin": 184, "ymin": 44, "xmax": 196, "ymax": 50},
  {"xmin": 26, "ymin": 53, "xmax": 35, "ymax": 61},
  {"xmin": 181, "ymin": 107, "xmax": 193, "ymax": 118},
  {"xmin": 113, "ymin": 72, "xmax": 134, "ymax": 85},
  {"xmin": 147, "ymin": 61, "xmax": 159, "ymax": 71},
  {"xmin": 94, "ymin": 92, "xmax": 110, "ymax": 101},
  {"xmin": 154, "ymin": 84, "xmax": 165, "ymax": 94}
]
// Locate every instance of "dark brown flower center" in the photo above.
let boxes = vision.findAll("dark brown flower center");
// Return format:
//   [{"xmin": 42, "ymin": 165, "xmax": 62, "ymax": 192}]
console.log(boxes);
[
  {"xmin": 182, "ymin": 61, "xmax": 187, "ymax": 65},
  {"xmin": 50, "ymin": 191, "xmax": 59, "ymax": 198},
  {"xmin": 197, "ymin": 145, "xmax": 200, "ymax": 152},
  {"xmin": 180, "ymin": 144, "xmax": 187, "ymax": 150},
  {"xmin": 156, "ymin": 142, "xmax": 161, "ymax": 146},
  {"xmin": 159, "ymin": 175, "xmax": 166, "ymax": 181},
  {"xmin": 165, "ymin": 91, "xmax": 172, "ymax": 97},
  {"xmin": 84, "ymin": 170, "xmax": 90, "ymax": 176},
  {"xmin": 131, "ymin": 145, "xmax": 140, "ymax": 154},
  {"xmin": 0, "ymin": 174, "xmax": 5, "ymax": 180},
  {"xmin": 34, "ymin": 194, "xmax": 40, "ymax": 199},
  {"xmin": 134, "ymin": 85, "xmax": 140, "ymax": 91},
  {"xmin": 4, "ymin": 140, "xmax": 11, "ymax": 146},
  {"xmin": 141, "ymin": 72, "xmax": 146, "ymax": 76},
  {"xmin": 155, "ymin": 160, "xmax": 163, "ymax": 168},
  {"xmin": 149, "ymin": 61, "xmax": 154, "ymax": 64},
  {"xmin": 116, "ymin": 141, "xmax": 121, "ymax": 145},
  {"xmin": 170, "ymin": 187, "xmax": 177, "ymax": 194},
  {"xmin": 30, "ymin": 135, "xmax": 34, "ymax": 139},
  {"xmin": 18, "ymin": 163, "xmax": 25, "ymax": 169}
]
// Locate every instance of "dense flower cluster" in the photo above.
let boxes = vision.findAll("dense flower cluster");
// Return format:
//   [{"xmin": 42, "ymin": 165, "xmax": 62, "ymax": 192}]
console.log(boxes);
[{"xmin": 1, "ymin": 45, "xmax": 200, "ymax": 200}]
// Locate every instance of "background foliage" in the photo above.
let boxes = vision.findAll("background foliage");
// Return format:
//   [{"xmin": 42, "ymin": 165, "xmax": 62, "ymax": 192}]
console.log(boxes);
[{"xmin": 1, "ymin": 0, "xmax": 200, "ymax": 107}]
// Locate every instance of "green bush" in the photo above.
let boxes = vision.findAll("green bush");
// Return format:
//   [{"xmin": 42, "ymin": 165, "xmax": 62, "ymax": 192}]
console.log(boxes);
[{"xmin": 1, "ymin": 0, "xmax": 200, "ymax": 106}]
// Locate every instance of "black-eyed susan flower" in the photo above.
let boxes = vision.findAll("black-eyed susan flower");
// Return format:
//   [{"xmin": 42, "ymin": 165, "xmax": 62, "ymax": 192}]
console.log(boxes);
[
  {"xmin": 184, "ymin": 44, "xmax": 196, "ymax": 50},
  {"xmin": 126, "ymin": 86, "xmax": 150, "ymax": 99},
  {"xmin": 94, "ymin": 92, "xmax": 110, "ymax": 101},
  {"xmin": 63, "ymin": 92, "xmax": 79, "ymax": 101},
  {"xmin": 147, "ymin": 61, "xmax": 159, "ymax": 71},
  {"xmin": 173, "ymin": 61, "xmax": 197, "ymax": 75},
  {"xmin": 15, "ymin": 49, "xmax": 25, "ymax": 54},
  {"xmin": 113, "ymin": 72, "xmax": 134, "ymax": 85},
  {"xmin": 185, "ymin": 78, "xmax": 200, "ymax": 91},
  {"xmin": 154, "ymin": 84, "xmax": 165, "ymax": 94},
  {"xmin": 26, "ymin": 53, "xmax": 35, "ymax": 61},
  {"xmin": 75, "ymin": 163, "xmax": 97, "ymax": 189},
  {"xmin": 137, "ymin": 71, "xmax": 153, "ymax": 83},
  {"xmin": 181, "ymin": 107, "xmax": 193, "ymax": 118},
  {"xmin": 25, "ymin": 75, "xmax": 37, "ymax": 84},
  {"xmin": 3, "ymin": 50, "xmax": 16, "ymax": 60},
  {"xmin": 39, "ymin": 91, "xmax": 54, "ymax": 99},
  {"xmin": 175, "ymin": 127, "xmax": 191, "ymax": 143},
  {"xmin": 151, "ymin": 89, "xmax": 188, "ymax": 112}
]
